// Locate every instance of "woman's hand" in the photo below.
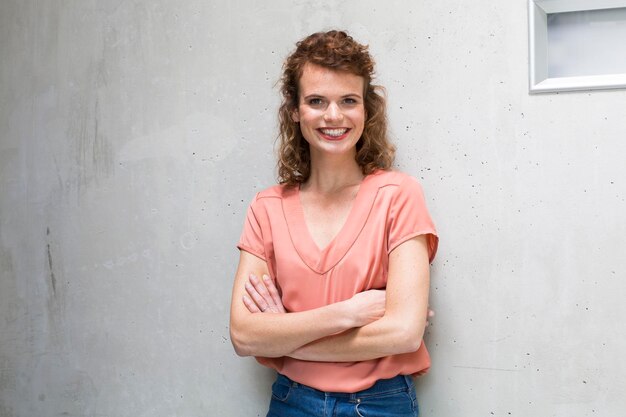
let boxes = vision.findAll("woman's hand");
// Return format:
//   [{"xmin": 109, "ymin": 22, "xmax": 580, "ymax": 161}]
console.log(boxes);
[
  {"xmin": 343, "ymin": 290, "xmax": 386, "ymax": 327},
  {"xmin": 242, "ymin": 274, "xmax": 286, "ymax": 314},
  {"xmin": 426, "ymin": 308, "xmax": 434, "ymax": 327}
]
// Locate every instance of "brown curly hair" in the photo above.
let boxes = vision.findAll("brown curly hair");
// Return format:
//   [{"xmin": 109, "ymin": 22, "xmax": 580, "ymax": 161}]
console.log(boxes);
[{"xmin": 277, "ymin": 30, "xmax": 395, "ymax": 185}]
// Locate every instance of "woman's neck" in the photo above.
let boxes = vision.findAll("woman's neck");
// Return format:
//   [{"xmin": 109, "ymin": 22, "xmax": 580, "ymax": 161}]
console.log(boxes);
[{"xmin": 303, "ymin": 153, "xmax": 364, "ymax": 194}]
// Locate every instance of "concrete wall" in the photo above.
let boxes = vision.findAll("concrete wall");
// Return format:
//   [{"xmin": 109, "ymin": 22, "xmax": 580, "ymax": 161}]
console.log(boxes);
[{"xmin": 1, "ymin": 1, "xmax": 625, "ymax": 416}]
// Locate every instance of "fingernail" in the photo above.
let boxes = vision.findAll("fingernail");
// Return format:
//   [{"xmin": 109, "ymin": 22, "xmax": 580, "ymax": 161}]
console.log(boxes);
[{"xmin": 263, "ymin": 275, "xmax": 270, "ymax": 281}]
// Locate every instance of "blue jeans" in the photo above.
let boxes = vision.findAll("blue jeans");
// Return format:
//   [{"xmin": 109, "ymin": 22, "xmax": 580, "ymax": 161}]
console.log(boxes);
[{"xmin": 266, "ymin": 373, "xmax": 419, "ymax": 417}]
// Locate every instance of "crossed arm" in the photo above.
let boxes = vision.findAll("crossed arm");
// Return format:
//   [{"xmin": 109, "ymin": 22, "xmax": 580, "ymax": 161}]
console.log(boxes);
[{"xmin": 229, "ymin": 235, "xmax": 431, "ymax": 362}]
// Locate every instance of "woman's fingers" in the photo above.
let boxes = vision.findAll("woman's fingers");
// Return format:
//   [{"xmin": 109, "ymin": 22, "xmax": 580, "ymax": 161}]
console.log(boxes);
[
  {"xmin": 426, "ymin": 308, "xmax": 435, "ymax": 326},
  {"xmin": 263, "ymin": 275, "xmax": 286, "ymax": 313},
  {"xmin": 242, "ymin": 294, "xmax": 261, "ymax": 313},
  {"xmin": 250, "ymin": 274, "xmax": 278, "ymax": 312},
  {"xmin": 243, "ymin": 274, "xmax": 286, "ymax": 314},
  {"xmin": 346, "ymin": 289, "xmax": 386, "ymax": 327},
  {"xmin": 245, "ymin": 277, "xmax": 270, "ymax": 312}
]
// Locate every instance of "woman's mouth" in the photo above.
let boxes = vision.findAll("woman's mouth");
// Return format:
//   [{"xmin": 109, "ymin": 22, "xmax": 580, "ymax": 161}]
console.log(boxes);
[{"xmin": 318, "ymin": 128, "xmax": 350, "ymax": 141}]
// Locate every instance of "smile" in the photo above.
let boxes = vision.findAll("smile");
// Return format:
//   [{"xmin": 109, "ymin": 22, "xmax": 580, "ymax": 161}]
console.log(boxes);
[{"xmin": 318, "ymin": 128, "xmax": 350, "ymax": 139}]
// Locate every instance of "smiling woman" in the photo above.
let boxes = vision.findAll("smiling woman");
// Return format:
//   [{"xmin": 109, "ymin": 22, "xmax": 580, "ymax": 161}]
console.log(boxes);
[
  {"xmin": 276, "ymin": 31, "xmax": 394, "ymax": 186},
  {"xmin": 229, "ymin": 30, "xmax": 438, "ymax": 417},
  {"xmin": 293, "ymin": 63, "xmax": 365, "ymax": 164}
]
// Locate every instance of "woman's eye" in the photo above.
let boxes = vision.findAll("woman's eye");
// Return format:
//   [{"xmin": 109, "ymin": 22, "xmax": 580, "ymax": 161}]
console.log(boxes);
[
  {"xmin": 343, "ymin": 98, "xmax": 358, "ymax": 104},
  {"xmin": 308, "ymin": 98, "xmax": 323, "ymax": 105}
]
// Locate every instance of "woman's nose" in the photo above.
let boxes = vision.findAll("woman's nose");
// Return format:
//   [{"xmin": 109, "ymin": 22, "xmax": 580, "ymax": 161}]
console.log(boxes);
[{"xmin": 323, "ymin": 103, "xmax": 343, "ymax": 122}]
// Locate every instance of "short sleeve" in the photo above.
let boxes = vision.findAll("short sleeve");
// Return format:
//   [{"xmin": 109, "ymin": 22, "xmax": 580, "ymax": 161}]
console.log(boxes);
[
  {"xmin": 237, "ymin": 196, "xmax": 266, "ymax": 261},
  {"xmin": 387, "ymin": 176, "xmax": 439, "ymax": 262}
]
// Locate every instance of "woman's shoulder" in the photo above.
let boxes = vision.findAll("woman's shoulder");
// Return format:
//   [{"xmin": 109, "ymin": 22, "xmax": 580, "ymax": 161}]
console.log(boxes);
[
  {"xmin": 251, "ymin": 183, "xmax": 295, "ymax": 202},
  {"xmin": 367, "ymin": 169, "xmax": 420, "ymax": 188}
]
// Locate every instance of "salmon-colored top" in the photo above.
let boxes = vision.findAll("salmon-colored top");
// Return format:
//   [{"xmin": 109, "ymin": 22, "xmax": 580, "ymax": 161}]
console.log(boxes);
[{"xmin": 237, "ymin": 170, "xmax": 438, "ymax": 392}]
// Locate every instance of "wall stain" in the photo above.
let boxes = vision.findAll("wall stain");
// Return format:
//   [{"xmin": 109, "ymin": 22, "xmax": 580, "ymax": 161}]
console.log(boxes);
[
  {"xmin": 67, "ymin": 81, "xmax": 114, "ymax": 203},
  {"xmin": 46, "ymin": 227, "xmax": 57, "ymax": 296},
  {"xmin": 0, "ymin": 244, "xmax": 18, "ymax": 413}
]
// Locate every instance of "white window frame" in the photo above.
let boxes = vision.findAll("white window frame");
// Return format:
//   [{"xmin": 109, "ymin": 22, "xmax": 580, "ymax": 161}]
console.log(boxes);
[{"xmin": 529, "ymin": 0, "xmax": 626, "ymax": 93}]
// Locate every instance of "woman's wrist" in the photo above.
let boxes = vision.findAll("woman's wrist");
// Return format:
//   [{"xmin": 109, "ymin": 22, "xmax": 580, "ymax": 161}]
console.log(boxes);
[{"xmin": 332, "ymin": 299, "xmax": 358, "ymax": 330}]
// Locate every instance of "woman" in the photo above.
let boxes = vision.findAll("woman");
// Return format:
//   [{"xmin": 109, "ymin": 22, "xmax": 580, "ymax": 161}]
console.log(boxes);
[{"xmin": 230, "ymin": 30, "xmax": 438, "ymax": 417}]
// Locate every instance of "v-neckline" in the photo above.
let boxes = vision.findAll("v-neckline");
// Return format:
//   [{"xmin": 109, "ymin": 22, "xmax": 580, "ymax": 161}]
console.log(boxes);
[{"xmin": 282, "ymin": 171, "xmax": 382, "ymax": 275}]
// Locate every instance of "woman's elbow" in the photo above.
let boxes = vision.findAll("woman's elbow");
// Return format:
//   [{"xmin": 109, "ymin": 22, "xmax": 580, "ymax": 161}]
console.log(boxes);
[
  {"xmin": 400, "ymin": 334, "xmax": 423, "ymax": 354},
  {"xmin": 392, "ymin": 322, "xmax": 425, "ymax": 354},
  {"xmin": 230, "ymin": 329, "xmax": 286, "ymax": 358},
  {"xmin": 231, "ymin": 341, "xmax": 252, "ymax": 357},
  {"xmin": 229, "ymin": 325, "xmax": 254, "ymax": 357}
]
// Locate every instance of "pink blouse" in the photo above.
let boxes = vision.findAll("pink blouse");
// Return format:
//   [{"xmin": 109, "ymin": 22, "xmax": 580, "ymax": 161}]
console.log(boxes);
[{"xmin": 237, "ymin": 169, "xmax": 438, "ymax": 392}]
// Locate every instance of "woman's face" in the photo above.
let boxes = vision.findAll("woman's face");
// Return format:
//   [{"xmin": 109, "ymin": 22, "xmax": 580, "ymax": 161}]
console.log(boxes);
[{"xmin": 293, "ymin": 63, "xmax": 366, "ymax": 162}]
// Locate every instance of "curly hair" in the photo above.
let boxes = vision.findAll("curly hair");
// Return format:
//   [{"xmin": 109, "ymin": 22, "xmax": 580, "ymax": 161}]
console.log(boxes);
[{"xmin": 277, "ymin": 30, "xmax": 395, "ymax": 186}]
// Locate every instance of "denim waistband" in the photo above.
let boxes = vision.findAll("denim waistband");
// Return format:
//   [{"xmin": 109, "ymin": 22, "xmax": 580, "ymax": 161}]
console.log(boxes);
[{"xmin": 275, "ymin": 373, "xmax": 414, "ymax": 399}]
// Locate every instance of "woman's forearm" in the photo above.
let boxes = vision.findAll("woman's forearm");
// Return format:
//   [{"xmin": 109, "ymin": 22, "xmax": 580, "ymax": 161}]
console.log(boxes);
[
  {"xmin": 289, "ymin": 311, "xmax": 426, "ymax": 362},
  {"xmin": 230, "ymin": 299, "xmax": 358, "ymax": 357}
]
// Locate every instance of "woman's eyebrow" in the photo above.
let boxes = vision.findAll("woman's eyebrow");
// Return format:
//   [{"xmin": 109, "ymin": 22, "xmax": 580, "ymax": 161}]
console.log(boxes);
[
  {"xmin": 302, "ymin": 93, "xmax": 324, "ymax": 99},
  {"xmin": 302, "ymin": 93, "xmax": 362, "ymax": 99}
]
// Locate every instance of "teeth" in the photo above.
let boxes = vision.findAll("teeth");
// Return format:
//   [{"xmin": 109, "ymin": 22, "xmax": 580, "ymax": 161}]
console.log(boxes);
[{"xmin": 320, "ymin": 128, "xmax": 348, "ymax": 137}]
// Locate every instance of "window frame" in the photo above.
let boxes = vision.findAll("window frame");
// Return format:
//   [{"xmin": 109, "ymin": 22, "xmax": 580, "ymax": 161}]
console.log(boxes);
[{"xmin": 529, "ymin": 0, "xmax": 626, "ymax": 93}]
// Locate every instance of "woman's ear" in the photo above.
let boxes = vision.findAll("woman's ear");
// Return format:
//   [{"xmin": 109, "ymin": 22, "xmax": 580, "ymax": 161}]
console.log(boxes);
[{"xmin": 291, "ymin": 108, "xmax": 300, "ymax": 123}]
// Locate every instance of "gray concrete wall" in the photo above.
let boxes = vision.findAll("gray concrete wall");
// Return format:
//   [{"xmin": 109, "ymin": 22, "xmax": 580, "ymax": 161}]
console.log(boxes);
[{"xmin": 1, "ymin": 1, "xmax": 625, "ymax": 416}]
